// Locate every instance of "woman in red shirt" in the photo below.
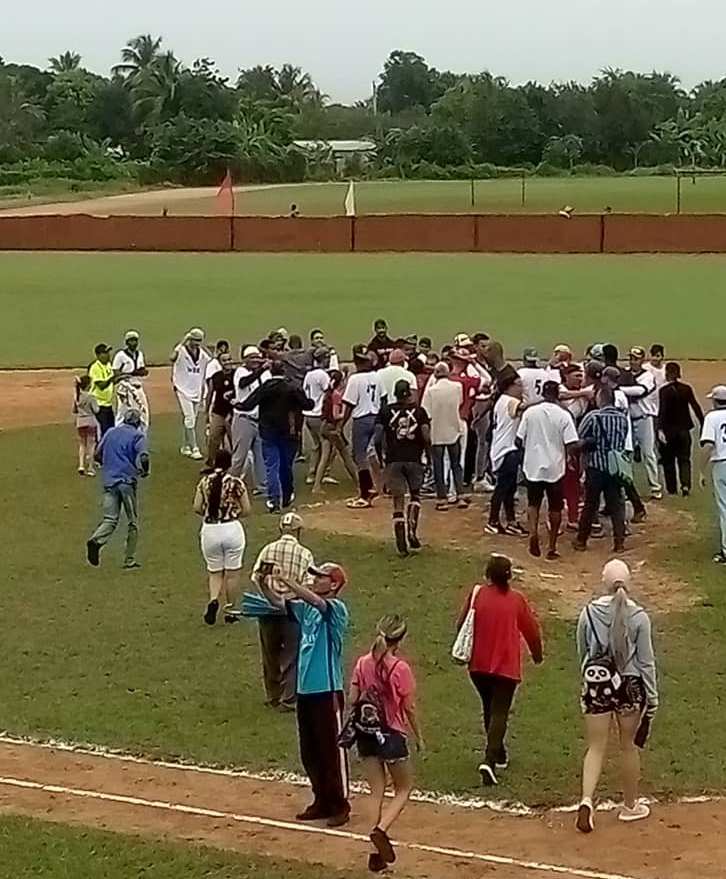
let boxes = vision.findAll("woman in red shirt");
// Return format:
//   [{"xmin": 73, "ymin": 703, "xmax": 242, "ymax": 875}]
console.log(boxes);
[
  {"xmin": 457, "ymin": 554, "xmax": 543, "ymax": 786},
  {"xmin": 349, "ymin": 616, "xmax": 423, "ymax": 872}
]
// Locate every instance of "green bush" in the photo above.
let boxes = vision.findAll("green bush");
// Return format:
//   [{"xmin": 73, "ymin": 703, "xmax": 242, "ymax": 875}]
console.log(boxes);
[
  {"xmin": 628, "ymin": 164, "xmax": 677, "ymax": 177},
  {"xmin": 571, "ymin": 163, "xmax": 617, "ymax": 176},
  {"xmin": 535, "ymin": 162, "xmax": 569, "ymax": 177},
  {"xmin": 470, "ymin": 163, "xmax": 499, "ymax": 179}
]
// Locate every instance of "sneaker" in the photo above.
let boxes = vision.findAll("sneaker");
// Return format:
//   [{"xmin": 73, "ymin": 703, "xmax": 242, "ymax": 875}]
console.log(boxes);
[
  {"xmin": 576, "ymin": 799, "xmax": 594, "ymax": 833},
  {"xmin": 322, "ymin": 476, "xmax": 339, "ymax": 485},
  {"xmin": 86, "ymin": 468, "xmax": 96, "ymax": 478},
  {"xmin": 528, "ymin": 535, "xmax": 542, "ymax": 558},
  {"xmin": 296, "ymin": 804, "xmax": 329, "ymax": 822},
  {"xmin": 713, "ymin": 552, "xmax": 726, "ymax": 565},
  {"xmin": 122, "ymin": 561, "xmax": 141, "ymax": 570},
  {"xmin": 282, "ymin": 493, "xmax": 296, "ymax": 508},
  {"xmin": 190, "ymin": 448, "xmax": 203, "ymax": 461},
  {"xmin": 591, "ymin": 523, "xmax": 604, "ymax": 538},
  {"xmin": 566, "ymin": 522, "xmax": 579, "ymax": 532},
  {"xmin": 682, "ymin": 488, "xmax": 690, "ymax": 498},
  {"xmin": 224, "ymin": 611, "xmax": 242, "ymax": 624},
  {"xmin": 327, "ymin": 809, "xmax": 351, "ymax": 828},
  {"xmin": 368, "ymin": 852, "xmax": 387, "ymax": 873},
  {"xmin": 266, "ymin": 501, "xmax": 282, "ymax": 514},
  {"xmin": 545, "ymin": 550, "xmax": 560, "ymax": 561},
  {"xmin": 370, "ymin": 827, "xmax": 396, "ymax": 864},
  {"xmin": 252, "ymin": 488, "xmax": 265, "ymax": 497},
  {"xmin": 495, "ymin": 747, "xmax": 508, "ymax": 770},
  {"xmin": 632, "ymin": 510, "xmax": 647, "ymax": 524},
  {"xmin": 479, "ymin": 476, "xmax": 496, "ymax": 493},
  {"xmin": 619, "ymin": 802, "xmax": 651, "ymax": 823},
  {"xmin": 484, "ymin": 522, "xmax": 504, "ymax": 535},
  {"xmin": 294, "ymin": 454, "xmax": 306, "ymax": 464},
  {"xmin": 204, "ymin": 599, "xmax": 219, "ymax": 626},
  {"xmin": 86, "ymin": 539, "xmax": 100, "ymax": 567},
  {"xmin": 506, "ymin": 522, "xmax": 528, "ymax": 536},
  {"xmin": 456, "ymin": 497, "xmax": 471, "ymax": 510},
  {"xmin": 408, "ymin": 533, "xmax": 422, "ymax": 551},
  {"xmin": 650, "ymin": 491, "xmax": 663, "ymax": 501},
  {"xmin": 78, "ymin": 467, "xmax": 85, "ymax": 476},
  {"xmin": 180, "ymin": 446, "xmax": 192, "ymax": 457},
  {"xmin": 478, "ymin": 763, "xmax": 498, "ymax": 786},
  {"xmin": 305, "ymin": 476, "xmax": 315, "ymax": 485}
]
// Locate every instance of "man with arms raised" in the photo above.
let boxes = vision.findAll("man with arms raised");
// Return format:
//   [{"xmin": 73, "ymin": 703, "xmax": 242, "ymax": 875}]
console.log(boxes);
[{"xmin": 171, "ymin": 328, "xmax": 211, "ymax": 460}]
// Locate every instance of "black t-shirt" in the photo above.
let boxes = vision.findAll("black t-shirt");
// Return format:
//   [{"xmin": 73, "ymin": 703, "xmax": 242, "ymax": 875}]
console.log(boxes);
[
  {"xmin": 378, "ymin": 403, "xmax": 430, "ymax": 463},
  {"xmin": 367, "ymin": 335, "xmax": 395, "ymax": 370},
  {"xmin": 210, "ymin": 370, "xmax": 235, "ymax": 417}
]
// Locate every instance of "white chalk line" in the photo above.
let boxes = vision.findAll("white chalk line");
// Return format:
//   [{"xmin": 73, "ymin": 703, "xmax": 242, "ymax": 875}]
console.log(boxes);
[
  {"xmin": 0, "ymin": 774, "xmax": 639, "ymax": 879},
  {"xmin": 0, "ymin": 733, "xmax": 718, "ymax": 818}
]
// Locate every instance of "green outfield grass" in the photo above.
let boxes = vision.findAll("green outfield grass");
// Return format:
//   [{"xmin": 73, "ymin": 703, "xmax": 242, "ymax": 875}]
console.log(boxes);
[
  {"xmin": 0, "ymin": 815, "xmax": 361, "ymax": 878},
  {"xmin": 1, "ymin": 252, "xmax": 724, "ymax": 368},
  {"xmin": 1, "ymin": 415, "xmax": 725, "ymax": 805}
]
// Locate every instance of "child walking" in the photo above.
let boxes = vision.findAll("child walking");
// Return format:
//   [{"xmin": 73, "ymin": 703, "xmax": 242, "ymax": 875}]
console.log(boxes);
[{"xmin": 74, "ymin": 375, "xmax": 99, "ymax": 476}]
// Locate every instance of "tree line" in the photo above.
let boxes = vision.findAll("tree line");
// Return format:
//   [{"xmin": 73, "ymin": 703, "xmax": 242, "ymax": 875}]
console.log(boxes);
[{"xmin": 3, "ymin": 39, "xmax": 726, "ymax": 187}]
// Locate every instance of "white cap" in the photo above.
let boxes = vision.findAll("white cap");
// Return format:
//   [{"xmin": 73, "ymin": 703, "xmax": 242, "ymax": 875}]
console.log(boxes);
[
  {"xmin": 242, "ymin": 345, "xmax": 262, "ymax": 358},
  {"xmin": 707, "ymin": 385, "xmax": 726, "ymax": 402},
  {"xmin": 187, "ymin": 327, "xmax": 205, "ymax": 342},
  {"xmin": 453, "ymin": 333, "xmax": 473, "ymax": 348},
  {"xmin": 124, "ymin": 330, "xmax": 140, "ymax": 341}
]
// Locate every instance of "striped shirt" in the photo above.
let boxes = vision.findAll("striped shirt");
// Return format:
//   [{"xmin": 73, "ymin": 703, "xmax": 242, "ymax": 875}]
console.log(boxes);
[
  {"xmin": 251, "ymin": 535, "xmax": 314, "ymax": 600},
  {"xmin": 578, "ymin": 405, "xmax": 629, "ymax": 473}
]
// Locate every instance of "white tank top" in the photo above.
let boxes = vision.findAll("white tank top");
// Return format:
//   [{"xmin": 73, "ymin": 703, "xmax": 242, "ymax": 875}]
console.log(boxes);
[{"xmin": 490, "ymin": 394, "xmax": 521, "ymax": 472}]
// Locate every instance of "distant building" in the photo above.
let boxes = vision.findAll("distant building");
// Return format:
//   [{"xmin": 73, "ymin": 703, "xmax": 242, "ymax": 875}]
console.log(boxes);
[{"xmin": 293, "ymin": 139, "xmax": 377, "ymax": 174}]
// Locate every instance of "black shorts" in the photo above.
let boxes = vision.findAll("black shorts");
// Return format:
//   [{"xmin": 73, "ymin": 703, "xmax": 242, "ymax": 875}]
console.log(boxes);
[
  {"xmin": 582, "ymin": 674, "xmax": 646, "ymax": 716},
  {"xmin": 385, "ymin": 461, "xmax": 424, "ymax": 498},
  {"xmin": 357, "ymin": 730, "xmax": 409, "ymax": 763},
  {"xmin": 526, "ymin": 478, "xmax": 564, "ymax": 512}
]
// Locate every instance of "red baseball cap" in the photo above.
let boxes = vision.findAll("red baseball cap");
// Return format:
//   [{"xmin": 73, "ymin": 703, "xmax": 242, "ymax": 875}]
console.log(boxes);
[{"xmin": 308, "ymin": 563, "xmax": 347, "ymax": 590}]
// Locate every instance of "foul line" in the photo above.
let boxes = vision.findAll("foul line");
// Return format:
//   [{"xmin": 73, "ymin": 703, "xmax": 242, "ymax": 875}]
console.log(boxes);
[{"xmin": 0, "ymin": 774, "xmax": 639, "ymax": 879}]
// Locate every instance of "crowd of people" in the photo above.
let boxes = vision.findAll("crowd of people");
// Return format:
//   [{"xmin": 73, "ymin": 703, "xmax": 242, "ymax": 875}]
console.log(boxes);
[{"xmin": 73, "ymin": 319, "xmax": 726, "ymax": 871}]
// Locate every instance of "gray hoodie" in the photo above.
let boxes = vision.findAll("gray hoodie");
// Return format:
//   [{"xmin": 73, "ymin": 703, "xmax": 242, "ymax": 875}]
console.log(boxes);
[{"xmin": 576, "ymin": 595, "xmax": 658, "ymax": 710}]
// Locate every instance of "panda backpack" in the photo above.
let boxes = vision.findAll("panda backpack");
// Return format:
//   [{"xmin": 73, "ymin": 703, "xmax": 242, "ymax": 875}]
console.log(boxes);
[{"xmin": 583, "ymin": 606, "xmax": 622, "ymax": 702}]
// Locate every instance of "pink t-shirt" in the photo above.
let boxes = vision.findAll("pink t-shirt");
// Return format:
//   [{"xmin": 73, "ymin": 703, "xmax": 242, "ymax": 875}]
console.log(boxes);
[{"xmin": 351, "ymin": 653, "xmax": 416, "ymax": 734}]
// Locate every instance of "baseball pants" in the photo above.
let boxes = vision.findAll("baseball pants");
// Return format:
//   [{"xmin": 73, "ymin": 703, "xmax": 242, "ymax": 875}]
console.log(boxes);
[
  {"xmin": 230, "ymin": 413, "xmax": 266, "ymax": 489},
  {"xmin": 632, "ymin": 416, "xmax": 662, "ymax": 495},
  {"xmin": 175, "ymin": 391, "xmax": 202, "ymax": 449},
  {"xmin": 712, "ymin": 460, "xmax": 726, "ymax": 556}
]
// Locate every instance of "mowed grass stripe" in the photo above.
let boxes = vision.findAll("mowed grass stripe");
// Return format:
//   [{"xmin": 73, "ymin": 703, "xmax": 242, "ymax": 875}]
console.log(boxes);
[{"xmin": 1, "ymin": 252, "xmax": 724, "ymax": 368}]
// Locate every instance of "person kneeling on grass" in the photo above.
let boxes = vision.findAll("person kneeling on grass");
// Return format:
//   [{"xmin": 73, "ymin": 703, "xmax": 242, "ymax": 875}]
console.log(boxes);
[
  {"xmin": 345, "ymin": 615, "xmax": 423, "ymax": 873},
  {"xmin": 456, "ymin": 554, "xmax": 543, "ymax": 787},
  {"xmin": 576, "ymin": 559, "xmax": 658, "ymax": 833},
  {"xmin": 193, "ymin": 449, "xmax": 251, "ymax": 626},
  {"xmin": 260, "ymin": 561, "xmax": 351, "ymax": 827}
]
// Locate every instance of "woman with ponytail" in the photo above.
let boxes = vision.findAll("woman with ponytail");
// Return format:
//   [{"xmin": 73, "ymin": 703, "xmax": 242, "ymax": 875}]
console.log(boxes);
[
  {"xmin": 349, "ymin": 615, "xmax": 422, "ymax": 872},
  {"xmin": 193, "ymin": 449, "xmax": 251, "ymax": 625},
  {"xmin": 576, "ymin": 559, "xmax": 658, "ymax": 833}
]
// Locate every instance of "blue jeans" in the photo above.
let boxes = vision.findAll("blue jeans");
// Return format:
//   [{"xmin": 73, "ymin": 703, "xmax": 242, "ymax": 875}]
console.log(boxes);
[
  {"xmin": 89, "ymin": 482, "xmax": 138, "ymax": 563},
  {"xmin": 261, "ymin": 433, "xmax": 297, "ymax": 509}
]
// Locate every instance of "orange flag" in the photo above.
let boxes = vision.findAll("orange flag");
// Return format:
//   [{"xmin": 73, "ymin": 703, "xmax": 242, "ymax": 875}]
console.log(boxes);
[{"xmin": 217, "ymin": 169, "xmax": 235, "ymax": 216}]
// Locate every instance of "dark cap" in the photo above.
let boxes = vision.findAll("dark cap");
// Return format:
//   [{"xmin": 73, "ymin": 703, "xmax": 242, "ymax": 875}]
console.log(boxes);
[
  {"xmin": 394, "ymin": 378, "xmax": 412, "ymax": 399},
  {"xmin": 94, "ymin": 343, "xmax": 112, "ymax": 356}
]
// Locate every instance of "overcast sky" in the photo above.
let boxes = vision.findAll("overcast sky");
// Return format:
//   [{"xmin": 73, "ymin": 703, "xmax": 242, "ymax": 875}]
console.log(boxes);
[{"xmin": 6, "ymin": 0, "xmax": 724, "ymax": 101}]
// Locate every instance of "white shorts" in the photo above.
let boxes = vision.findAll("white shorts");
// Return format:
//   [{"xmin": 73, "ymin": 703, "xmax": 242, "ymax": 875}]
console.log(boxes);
[{"xmin": 200, "ymin": 520, "xmax": 246, "ymax": 573}]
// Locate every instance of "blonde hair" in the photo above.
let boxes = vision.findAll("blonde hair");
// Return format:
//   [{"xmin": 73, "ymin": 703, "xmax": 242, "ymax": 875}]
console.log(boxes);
[
  {"xmin": 602, "ymin": 560, "xmax": 631, "ymax": 672},
  {"xmin": 371, "ymin": 615, "xmax": 408, "ymax": 682}
]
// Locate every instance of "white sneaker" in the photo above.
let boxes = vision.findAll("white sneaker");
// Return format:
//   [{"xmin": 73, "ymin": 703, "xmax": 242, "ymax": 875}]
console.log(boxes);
[
  {"xmin": 322, "ymin": 476, "xmax": 339, "ymax": 485},
  {"xmin": 474, "ymin": 476, "xmax": 496, "ymax": 493},
  {"xmin": 305, "ymin": 476, "xmax": 315, "ymax": 485},
  {"xmin": 180, "ymin": 446, "xmax": 192, "ymax": 457},
  {"xmin": 619, "ymin": 802, "xmax": 650, "ymax": 823},
  {"xmin": 190, "ymin": 448, "xmax": 203, "ymax": 460}
]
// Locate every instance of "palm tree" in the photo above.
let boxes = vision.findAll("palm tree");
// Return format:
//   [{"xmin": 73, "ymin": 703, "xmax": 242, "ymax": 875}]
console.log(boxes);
[
  {"xmin": 130, "ymin": 51, "xmax": 181, "ymax": 124},
  {"xmin": 48, "ymin": 51, "xmax": 81, "ymax": 73},
  {"xmin": 112, "ymin": 34, "xmax": 163, "ymax": 78},
  {"xmin": 276, "ymin": 64, "xmax": 325, "ymax": 110}
]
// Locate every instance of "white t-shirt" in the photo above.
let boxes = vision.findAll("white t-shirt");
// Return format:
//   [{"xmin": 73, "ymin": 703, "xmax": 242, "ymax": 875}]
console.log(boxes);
[
  {"xmin": 517, "ymin": 401, "xmax": 578, "ymax": 483},
  {"xmin": 112, "ymin": 348, "xmax": 146, "ymax": 387},
  {"xmin": 172, "ymin": 344, "xmax": 211, "ymax": 402},
  {"xmin": 205, "ymin": 357, "xmax": 222, "ymax": 382},
  {"xmin": 343, "ymin": 371, "xmax": 380, "ymax": 419},
  {"xmin": 561, "ymin": 393, "xmax": 589, "ymax": 423},
  {"xmin": 303, "ymin": 368, "xmax": 331, "ymax": 418},
  {"xmin": 614, "ymin": 389, "xmax": 635, "ymax": 453},
  {"xmin": 644, "ymin": 363, "xmax": 667, "ymax": 413},
  {"xmin": 233, "ymin": 366, "xmax": 271, "ymax": 420},
  {"xmin": 518, "ymin": 366, "xmax": 561, "ymax": 405},
  {"xmin": 421, "ymin": 377, "xmax": 464, "ymax": 446},
  {"xmin": 470, "ymin": 361, "xmax": 493, "ymax": 401},
  {"xmin": 490, "ymin": 394, "xmax": 522, "ymax": 472},
  {"xmin": 622, "ymin": 370, "xmax": 658, "ymax": 419},
  {"xmin": 701, "ymin": 409, "xmax": 726, "ymax": 462},
  {"xmin": 376, "ymin": 364, "xmax": 417, "ymax": 403}
]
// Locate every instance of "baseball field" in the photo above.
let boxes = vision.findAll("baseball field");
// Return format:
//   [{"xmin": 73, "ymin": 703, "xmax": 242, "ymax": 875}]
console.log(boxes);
[
  {"xmin": 2, "ymin": 249, "xmax": 726, "ymax": 879},
  {"xmin": 2, "ymin": 175, "xmax": 726, "ymax": 217}
]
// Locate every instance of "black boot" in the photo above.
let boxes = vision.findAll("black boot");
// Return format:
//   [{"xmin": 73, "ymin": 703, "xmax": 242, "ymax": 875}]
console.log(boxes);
[
  {"xmin": 407, "ymin": 502, "xmax": 421, "ymax": 549},
  {"xmin": 393, "ymin": 516, "xmax": 408, "ymax": 557}
]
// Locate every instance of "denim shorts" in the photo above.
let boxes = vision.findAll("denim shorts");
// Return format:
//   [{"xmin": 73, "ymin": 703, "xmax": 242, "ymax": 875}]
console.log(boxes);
[{"xmin": 357, "ymin": 730, "xmax": 409, "ymax": 763}]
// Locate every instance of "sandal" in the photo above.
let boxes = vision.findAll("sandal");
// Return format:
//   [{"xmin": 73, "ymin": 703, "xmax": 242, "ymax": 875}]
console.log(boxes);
[
  {"xmin": 346, "ymin": 497, "xmax": 372, "ymax": 509},
  {"xmin": 435, "ymin": 501, "xmax": 449, "ymax": 511}
]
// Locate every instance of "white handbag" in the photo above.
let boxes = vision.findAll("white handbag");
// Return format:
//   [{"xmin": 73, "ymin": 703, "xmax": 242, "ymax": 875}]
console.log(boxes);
[{"xmin": 451, "ymin": 585, "xmax": 482, "ymax": 665}]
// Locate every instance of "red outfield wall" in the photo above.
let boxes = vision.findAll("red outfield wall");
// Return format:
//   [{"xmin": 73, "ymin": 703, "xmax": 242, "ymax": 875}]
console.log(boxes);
[{"xmin": 3, "ymin": 212, "xmax": 726, "ymax": 253}]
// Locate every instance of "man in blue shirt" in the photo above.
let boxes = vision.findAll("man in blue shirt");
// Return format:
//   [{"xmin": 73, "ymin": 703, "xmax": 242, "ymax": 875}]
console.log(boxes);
[
  {"xmin": 86, "ymin": 409, "xmax": 149, "ymax": 569},
  {"xmin": 260, "ymin": 561, "xmax": 350, "ymax": 826}
]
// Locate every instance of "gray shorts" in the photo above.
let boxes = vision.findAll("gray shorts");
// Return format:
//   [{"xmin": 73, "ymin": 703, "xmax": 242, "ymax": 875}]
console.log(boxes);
[
  {"xmin": 385, "ymin": 461, "xmax": 424, "ymax": 498},
  {"xmin": 352, "ymin": 414, "xmax": 377, "ymax": 467}
]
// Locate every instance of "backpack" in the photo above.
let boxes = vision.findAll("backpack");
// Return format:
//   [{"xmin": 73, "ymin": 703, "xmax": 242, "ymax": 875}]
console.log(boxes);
[
  {"xmin": 337, "ymin": 661, "xmax": 399, "ymax": 750},
  {"xmin": 582, "ymin": 606, "xmax": 622, "ymax": 702}
]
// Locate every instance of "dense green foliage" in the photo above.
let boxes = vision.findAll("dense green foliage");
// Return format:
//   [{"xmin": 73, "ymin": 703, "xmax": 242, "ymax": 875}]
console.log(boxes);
[{"xmin": 4, "ymin": 41, "xmax": 726, "ymax": 184}]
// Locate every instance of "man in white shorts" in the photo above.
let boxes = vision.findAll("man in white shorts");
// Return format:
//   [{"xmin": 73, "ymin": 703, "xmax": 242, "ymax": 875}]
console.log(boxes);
[
  {"xmin": 171, "ymin": 328, "xmax": 211, "ymax": 460},
  {"xmin": 113, "ymin": 330, "xmax": 150, "ymax": 431}
]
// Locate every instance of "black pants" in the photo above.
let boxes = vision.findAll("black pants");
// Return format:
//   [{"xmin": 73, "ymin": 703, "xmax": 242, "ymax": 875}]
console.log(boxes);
[
  {"xmin": 463, "ymin": 424, "xmax": 477, "ymax": 485},
  {"xmin": 296, "ymin": 691, "xmax": 349, "ymax": 816},
  {"xmin": 432, "ymin": 441, "xmax": 464, "ymax": 500},
  {"xmin": 578, "ymin": 468, "xmax": 625, "ymax": 546},
  {"xmin": 470, "ymin": 672, "xmax": 518, "ymax": 767},
  {"xmin": 96, "ymin": 405, "xmax": 115, "ymax": 436},
  {"xmin": 489, "ymin": 449, "xmax": 521, "ymax": 525},
  {"xmin": 662, "ymin": 430, "xmax": 692, "ymax": 494}
]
